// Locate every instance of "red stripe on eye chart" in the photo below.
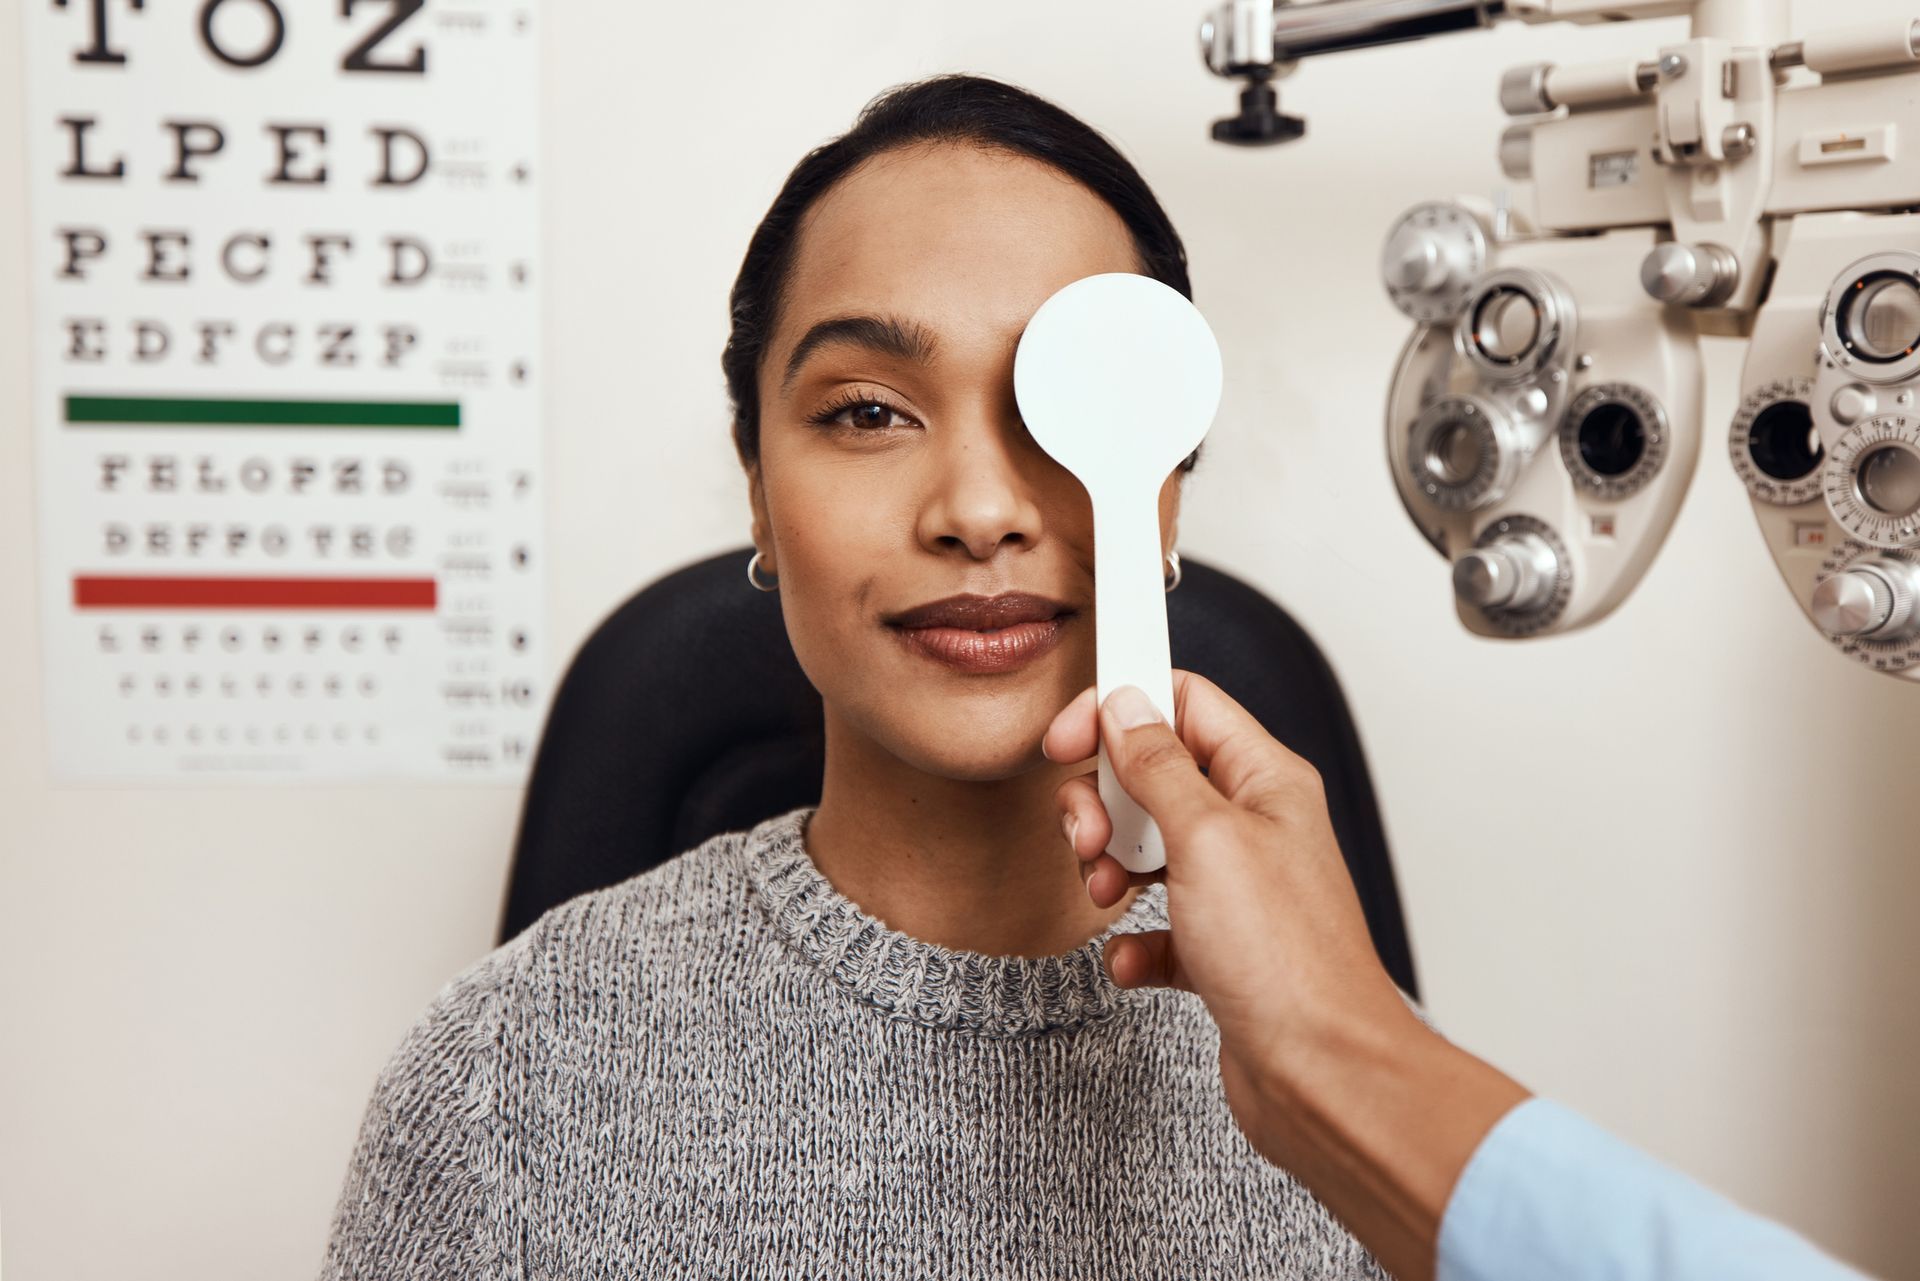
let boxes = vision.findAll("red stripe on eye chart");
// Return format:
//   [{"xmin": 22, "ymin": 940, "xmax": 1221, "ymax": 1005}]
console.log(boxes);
[{"xmin": 73, "ymin": 576, "xmax": 439, "ymax": 610}]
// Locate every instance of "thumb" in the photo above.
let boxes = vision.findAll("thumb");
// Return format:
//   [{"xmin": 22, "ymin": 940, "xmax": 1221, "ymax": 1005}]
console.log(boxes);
[{"xmin": 1100, "ymin": 685, "xmax": 1224, "ymax": 840}]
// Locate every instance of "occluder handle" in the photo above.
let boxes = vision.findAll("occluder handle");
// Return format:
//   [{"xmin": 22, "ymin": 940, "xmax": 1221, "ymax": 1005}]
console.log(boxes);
[{"xmin": 1092, "ymin": 497, "xmax": 1176, "ymax": 874}]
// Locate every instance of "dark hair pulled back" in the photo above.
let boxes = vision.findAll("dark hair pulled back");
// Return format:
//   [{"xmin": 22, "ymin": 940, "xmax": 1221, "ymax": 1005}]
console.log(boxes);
[{"xmin": 722, "ymin": 73, "xmax": 1197, "ymax": 473}]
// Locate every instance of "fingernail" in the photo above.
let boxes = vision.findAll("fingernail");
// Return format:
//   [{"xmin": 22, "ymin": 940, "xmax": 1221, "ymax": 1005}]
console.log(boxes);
[
  {"xmin": 1107, "ymin": 685, "xmax": 1162, "ymax": 729},
  {"xmin": 1062, "ymin": 810, "xmax": 1079, "ymax": 849}
]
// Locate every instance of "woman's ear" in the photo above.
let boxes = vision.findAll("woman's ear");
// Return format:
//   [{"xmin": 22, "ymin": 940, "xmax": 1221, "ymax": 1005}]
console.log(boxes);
[
  {"xmin": 1160, "ymin": 471, "xmax": 1183, "ymax": 555},
  {"xmin": 745, "ymin": 459, "xmax": 775, "ymax": 568}
]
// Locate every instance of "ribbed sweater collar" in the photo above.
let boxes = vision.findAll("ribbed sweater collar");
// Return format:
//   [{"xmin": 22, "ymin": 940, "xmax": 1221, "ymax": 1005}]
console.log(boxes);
[{"xmin": 741, "ymin": 805, "xmax": 1167, "ymax": 1037}]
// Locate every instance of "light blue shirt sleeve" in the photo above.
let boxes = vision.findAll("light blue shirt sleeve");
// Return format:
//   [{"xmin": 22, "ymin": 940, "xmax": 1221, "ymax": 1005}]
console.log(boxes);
[{"xmin": 1436, "ymin": 1097, "xmax": 1873, "ymax": 1281}]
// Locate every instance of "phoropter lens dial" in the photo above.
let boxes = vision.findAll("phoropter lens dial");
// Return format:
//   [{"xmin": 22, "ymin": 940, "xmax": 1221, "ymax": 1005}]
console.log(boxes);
[
  {"xmin": 1729, "ymin": 378, "xmax": 1822, "ymax": 506},
  {"xmin": 1558, "ymin": 382, "xmax": 1668, "ymax": 501},
  {"xmin": 1459, "ymin": 268, "xmax": 1571, "ymax": 383},
  {"xmin": 1821, "ymin": 253, "xmax": 1920, "ymax": 385},
  {"xmin": 1406, "ymin": 394, "xmax": 1523, "ymax": 512},
  {"xmin": 1823, "ymin": 414, "xmax": 1920, "ymax": 548}
]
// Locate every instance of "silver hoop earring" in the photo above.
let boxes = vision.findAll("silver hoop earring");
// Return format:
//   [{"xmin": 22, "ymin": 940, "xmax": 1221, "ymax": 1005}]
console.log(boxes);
[
  {"xmin": 747, "ymin": 550, "xmax": 779, "ymax": 592},
  {"xmin": 1164, "ymin": 548, "xmax": 1182, "ymax": 593}
]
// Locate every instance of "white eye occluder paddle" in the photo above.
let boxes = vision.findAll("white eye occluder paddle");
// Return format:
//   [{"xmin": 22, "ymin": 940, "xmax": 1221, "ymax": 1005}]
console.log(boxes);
[{"xmin": 1013, "ymin": 273, "xmax": 1223, "ymax": 874}]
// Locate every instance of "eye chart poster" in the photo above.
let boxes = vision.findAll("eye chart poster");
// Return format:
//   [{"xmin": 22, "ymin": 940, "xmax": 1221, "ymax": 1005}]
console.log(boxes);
[{"xmin": 24, "ymin": 1, "xmax": 547, "ymax": 781}]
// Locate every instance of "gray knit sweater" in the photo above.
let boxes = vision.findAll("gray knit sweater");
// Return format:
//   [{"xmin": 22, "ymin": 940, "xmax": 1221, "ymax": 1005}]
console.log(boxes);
[{"xmin": 319, "ymin": 805, "xmax": 1389, "ymax": 1279}]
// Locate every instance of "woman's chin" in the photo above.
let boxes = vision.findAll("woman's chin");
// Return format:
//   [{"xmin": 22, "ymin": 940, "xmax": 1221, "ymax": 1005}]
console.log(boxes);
[
  {"xmin": 826, "ymin": 641, "xmax": 1091, "ymax": 780},
  {"xmin": 888, "ymin": 721, "xmax": 1057, "ymax": 783}
]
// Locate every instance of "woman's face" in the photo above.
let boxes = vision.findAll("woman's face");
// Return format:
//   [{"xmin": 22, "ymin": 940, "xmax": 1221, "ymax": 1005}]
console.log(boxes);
[{"xmin": 747, "ymin": 142, "xmax": 1184, "ymax": 782}]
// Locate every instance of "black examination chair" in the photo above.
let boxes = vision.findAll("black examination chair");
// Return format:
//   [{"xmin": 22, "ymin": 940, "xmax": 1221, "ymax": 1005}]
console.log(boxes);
[{"xmin": 498, "ymin": 548, "xmax": 1418, "ymax": 998}]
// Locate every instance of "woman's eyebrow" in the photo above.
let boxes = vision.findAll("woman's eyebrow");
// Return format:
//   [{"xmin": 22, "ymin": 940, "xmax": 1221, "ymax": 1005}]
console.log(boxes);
[{"xmin": 780, "ymin": 314, "xmax": 939, "ymax": 392}]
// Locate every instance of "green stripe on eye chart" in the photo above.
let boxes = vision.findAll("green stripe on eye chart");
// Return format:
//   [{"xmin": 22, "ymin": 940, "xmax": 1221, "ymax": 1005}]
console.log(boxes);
[{"xmin": 64, "ymin": 395, "xmax": 461, "ymax": 428}]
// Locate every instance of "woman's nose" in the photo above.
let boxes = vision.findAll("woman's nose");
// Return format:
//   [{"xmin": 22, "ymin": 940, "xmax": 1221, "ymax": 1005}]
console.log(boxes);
[{"xmin": 916, "ymin": 416, "xmax": 1047, "ymax": 561}]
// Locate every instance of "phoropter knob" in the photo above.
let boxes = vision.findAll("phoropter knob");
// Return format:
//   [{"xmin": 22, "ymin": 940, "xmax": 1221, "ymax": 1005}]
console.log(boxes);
[
  {"xmin": 1380, "ymin": 203, "xmax": 1488, "ymax": 324},
  {"xmin": 1640, "ymin": 241, "xmax": 1739, "ymax": 308},
  {"xmin": 1811, "ymin": 559, "xmax": 1920, "ymax": 640},
  {"xmin": 1453, "ymin": 532, "xmax": 1560, "ymax": 614},
  {"xmin": 1384, "ymin": 224, "xmax": 1460, "ymax": 294}
]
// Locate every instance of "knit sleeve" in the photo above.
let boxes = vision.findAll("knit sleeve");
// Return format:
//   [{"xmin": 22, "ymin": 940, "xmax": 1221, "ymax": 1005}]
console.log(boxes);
[{"xmin": 317, "ymin": 934, "xmax": 530, "ymax": 1281}]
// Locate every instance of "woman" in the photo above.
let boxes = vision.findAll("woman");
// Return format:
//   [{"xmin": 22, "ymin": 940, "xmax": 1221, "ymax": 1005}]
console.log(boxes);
[{"xmin": 319, "ymin": 74, "xmax": 1386, "ymax": 1279}]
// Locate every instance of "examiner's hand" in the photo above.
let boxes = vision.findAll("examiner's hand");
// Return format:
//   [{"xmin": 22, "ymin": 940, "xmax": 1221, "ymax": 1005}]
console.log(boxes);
[
  {"xmin": 1043, "ymin": 673, "xmax": 1529, "ymax": 1281},
  {"xmin": 1042, "ymin": 672, "xmax": 1417, "ymax": 1134}
]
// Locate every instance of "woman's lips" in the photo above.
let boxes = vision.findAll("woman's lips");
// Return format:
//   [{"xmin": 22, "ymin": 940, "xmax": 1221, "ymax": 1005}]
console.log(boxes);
[{"xmin": 889, "ymin": 616, "xmax": 1067, "ymax": 673}]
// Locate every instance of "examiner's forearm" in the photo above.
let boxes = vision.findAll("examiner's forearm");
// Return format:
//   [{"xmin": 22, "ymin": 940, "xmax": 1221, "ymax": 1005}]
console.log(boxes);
[
  {"xmin": 1239, "ymin": 1007, "xmax": 1530, "ymax": 1281},
  {"xmin": 1243, "ymin": 1007, "xmax": 1875, "ymax": 1281}
]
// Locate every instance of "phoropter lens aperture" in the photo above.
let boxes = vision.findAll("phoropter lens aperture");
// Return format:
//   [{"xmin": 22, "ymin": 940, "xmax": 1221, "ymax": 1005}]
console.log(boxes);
[
  {"xmin": 1838, "ymin": 271, "xmax": 1920, "ymax": 364},
  {"xmin": 1575, "ymin": 400, "xmax": 1648, "ymax": 478},
  {"xmin": 1747, "ymin": 400, "xmax": 1822, "ymax": 482}
]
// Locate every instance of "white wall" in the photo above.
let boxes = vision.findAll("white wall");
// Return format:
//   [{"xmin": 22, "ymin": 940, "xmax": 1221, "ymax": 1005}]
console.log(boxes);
[{"xmin": 4, "ymin": 1, "xmax": 1919, "ymax": 1277}]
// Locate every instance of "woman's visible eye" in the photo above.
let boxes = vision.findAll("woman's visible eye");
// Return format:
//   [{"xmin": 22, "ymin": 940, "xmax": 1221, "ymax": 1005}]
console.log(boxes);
[{"xmin": 807, "ymin": 392, "xmax": 916, "ymax": 434}]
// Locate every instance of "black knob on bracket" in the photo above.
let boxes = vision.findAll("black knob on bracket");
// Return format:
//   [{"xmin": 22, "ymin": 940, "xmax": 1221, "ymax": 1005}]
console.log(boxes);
[{"xmin": 1210, "ymin": 76, "xmax": 1305, "ymax": 147}]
